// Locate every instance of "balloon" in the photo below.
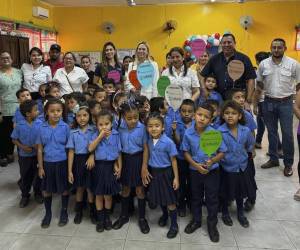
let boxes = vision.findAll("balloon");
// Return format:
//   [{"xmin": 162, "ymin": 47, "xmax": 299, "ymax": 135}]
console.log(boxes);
[
  {"xmin": 137, "ymin": 62, "xmax": 155, "ymax": 88},
  {"xmin": 227, "ymin": 60, "xmax": 245, "ymax": 81},
  {"xmin": 157, "ymin": 76, "xmax": 171, "ymax": 97},
  {"xmin": 200, "ymin": 130, "xmax": 223, "ymax": 157},
  {"xmin": 129, "ymin": 70, "xmax": 141, "ymax": 89},
  {"xmin": 213, "ymin": 39, "xmax": 220, "ymax": 46},
  {"xmin": 190, "ymin": 39, "xmax": 207, "ymax": 59},
  {"xmin": 184, "ymin": 46, "xmax": 192, "ymax": 52},
  {"xmin": 214, "ymin": 33, "xmax": 221, "ymax": 39},
  {"xmin": 185, "ymin": 52, "xmax": 191, "ymax": 57},
  {"xmin": 202, "ymin": 35, "xmax": 208, "ymax": 41},
  {"xmin": 190, "ymin": 35, "xmax": 197, "ymax": 41},
  {"xmin": 165, "ymin": 84, "xmax": 184, "ymax": 110},
  {"xmin": 190, "ymin": 55, "xmax": 196, "ymax": 61},
  {"xmin": 206, "ymin": 43, "xmax": 212, "ymax": 49},
  {"xmin": 184, "ymin": 40, "xmax": 189, "ymax": 46},
  {"xmin": 207, "ymin": 37, "xmax": 214, "ymax": 44}
]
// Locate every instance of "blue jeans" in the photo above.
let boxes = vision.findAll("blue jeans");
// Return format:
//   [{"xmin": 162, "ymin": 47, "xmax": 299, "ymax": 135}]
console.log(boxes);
[{"xmin": 262, "ymin": 98, "xmax": 294, "ymax": 167}]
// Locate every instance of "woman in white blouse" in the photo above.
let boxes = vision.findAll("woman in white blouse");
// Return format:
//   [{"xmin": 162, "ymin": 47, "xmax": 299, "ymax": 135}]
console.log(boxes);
[
  {"xmin": 21, "ymin": 47, "xmax": 52, "ymax": 99},
  {"xmin": 125, "ymin": 41, "xmax": 159, "ymax": 99},
  {"xmin": 162, "ymin": 47, "xmax": 200, "ymax": 101},
  {"xmin": 53, "ymin": 52, "xmax": 89, "ymax": 97}
]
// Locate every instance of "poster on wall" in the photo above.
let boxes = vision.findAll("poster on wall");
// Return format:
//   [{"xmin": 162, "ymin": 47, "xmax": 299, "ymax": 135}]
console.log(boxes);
[
  {"xmin": 0, "ymin": 20, "xmax": 15, "ymax": 33},
  {"xmin": 71, "ymin": 51, "xmax": 101, "ymax": 71},
  {"xmin": 118, "ymin": 49, "xmax": 135, "ymax": 62},
  {"xmin": 41, "ymin": 30, "xmax": 57, "ymax": 52}
]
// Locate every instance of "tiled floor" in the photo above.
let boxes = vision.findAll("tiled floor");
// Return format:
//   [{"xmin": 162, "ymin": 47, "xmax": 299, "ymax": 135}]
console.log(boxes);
[{"xmin": 1, "ymin": 126, "xmax": 300, "ymax": 250}]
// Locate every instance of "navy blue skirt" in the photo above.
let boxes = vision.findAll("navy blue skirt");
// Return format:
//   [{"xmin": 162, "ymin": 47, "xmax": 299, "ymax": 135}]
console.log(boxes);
[
  {"xmin": 73, "ymin": 154, "xmax": 91, "ymax": 189},
  {"xmin": 121, "ymin": 151, "xmax": 143, "ymax": 187},
  {"xmin": 41, "ymin": 161, "xmax": 68, "ymax": 194},
  {"xmin": 91, "ymin": 160, "xmax": 121, "ymax": 195},
  {"xmin": 148, "ymin": 166, "xmax": 177, "ymax": 206},
  {"xmin": 220, "ymin": 163, "xmax": 257, "ymax": 201}
]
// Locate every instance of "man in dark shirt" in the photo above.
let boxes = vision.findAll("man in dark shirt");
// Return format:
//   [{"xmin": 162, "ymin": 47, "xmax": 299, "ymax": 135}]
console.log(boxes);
[
  {"xmin": 201, "ymin": 34, "xmax": 256, "ymax": 109},
  {"xmin": 45, "ymin": 44, "xmax": 64, "ymax": 77}
]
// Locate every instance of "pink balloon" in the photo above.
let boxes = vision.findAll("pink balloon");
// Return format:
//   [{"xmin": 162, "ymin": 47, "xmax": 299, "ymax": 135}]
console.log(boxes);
[
  {"xmin": 190, "ymin": 39, "xmax": 207, "ymax": 59},
  {"xmin": 107, "ymin": 70, "xmax": 121, "ymax": 83}
]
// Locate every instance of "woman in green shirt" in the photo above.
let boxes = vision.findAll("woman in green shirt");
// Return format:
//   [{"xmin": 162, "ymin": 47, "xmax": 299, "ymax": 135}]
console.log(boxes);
[{"xmin": 0, "ymin": 52, "xmax": 23, "ymax": 167}]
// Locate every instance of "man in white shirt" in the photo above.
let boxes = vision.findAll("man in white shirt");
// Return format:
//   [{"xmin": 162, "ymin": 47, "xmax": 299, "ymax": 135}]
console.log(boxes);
[{"xmin": 255, "ymin": 38, "xmax": 300, "ymax": 177}]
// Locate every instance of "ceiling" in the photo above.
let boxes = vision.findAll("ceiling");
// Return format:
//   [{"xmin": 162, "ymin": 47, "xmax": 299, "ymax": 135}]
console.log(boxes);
[{"xmin": 40, "ymin": 0, "xmax": 298, "ymax": 7}]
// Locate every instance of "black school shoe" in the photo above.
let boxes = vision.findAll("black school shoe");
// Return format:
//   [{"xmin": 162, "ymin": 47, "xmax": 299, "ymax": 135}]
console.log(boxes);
[
  {"xmin": 74, "ymin": 211, "xmax": 83, "ymax": 224},
  {"xmin": 112, "ymin": 216, "xmax": 129, "ymax": 230},
  {"xmin": 96, "ymin": 221, "xmax": 105, "ymax": 232},
  {"xmin": 238, "ymin": 215, "xmax": 249, "ymax": 228},
  {"xmin": 58, "ymin": 209, "xmax": 69, "ymax": 227},
  {"xmin": 167, "ymin": 225, "xmax": 179, "ymax": 239},
  {"xmin": 41, "ymin": 214, "xmax": 52, "ymax": 228},
  {"xmin": 104, "ymin": 217, "xmax": 112, "ymax": 231},
  {"xmin": 207, "ymin": 223, "xmax": 220, "ymax": 243},
  {"xmin": 19, "ymin": 197, "xmax": 30, "ymax": 208},
  {"xmin": 139, "ymin": 218, "xmax": 150, "ymax": 234},
  {"xmin": 184, "ymin": 220, "xmax": 201, "ymax": 234},
  {"xmin": 158, "ymin": 215, "xmax": 168, "ymax": 227},
  {"xmin": 222, "ymin": 214, "xmax": 233, "ymax": 226},
  {"xmin": 244, "ymin": 199, "xmax": 255, "ymax": 212}
]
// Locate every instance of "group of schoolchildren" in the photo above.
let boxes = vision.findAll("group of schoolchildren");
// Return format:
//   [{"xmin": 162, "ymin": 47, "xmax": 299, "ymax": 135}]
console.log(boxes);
[{"xmin": 11, "ymin": 73, "xmax": 257, "ymax": 243}]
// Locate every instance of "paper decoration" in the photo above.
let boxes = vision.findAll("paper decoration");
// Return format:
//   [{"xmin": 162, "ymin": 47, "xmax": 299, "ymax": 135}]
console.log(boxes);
[
  {"xmin": 129, "ymin": 70, "xmax": 141, "ymax": 89},
  {"xmin": 157, "ymin": 76, "xmax": 171, "ymax": 97},
  {"xmin": 165, "ymin": 84, "xmax": 183, "ymax": 110},
  {"xmin": 227, "ymin": 60, "xmax": 245, "ymax": 81},
  {"xmin": 200, "ymin": 130, "xmax": 222, "ymax": 157},
  {"xmin": 107, "ymin": 70, "xmax": 121, "ymax": 83},
  {"xmin": 190, "ymin": 39, "xmax": 207, "ymax": 59},
  {"xmin": 137, "ymin": 62, "xmax": 155, "ymax": 88}
]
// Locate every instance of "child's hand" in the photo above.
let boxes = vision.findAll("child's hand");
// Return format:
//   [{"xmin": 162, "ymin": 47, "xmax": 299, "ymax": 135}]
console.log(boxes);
[
  {"xmin": 196, "ymin": 163, "xmax": 209, "ymax": 175},
  {"xmin": 68, "ymin": 172, "xmax": 74, "ymax": 184},
  {"xmin": 205, "ymin": 159, "xmax": 214, "ymax": 168},
  {"xmin": 38, "ymin": 168, "xmax": 45, "ymax": 178},
  {"xmin": 99, "ymin": 130, "xmax": 106, "ymax": 140},
  {"xmin": 23, "ymin": 146, "xmax": 33, "ymax": 153},
  {"xmin": 86, "ymin": 155, "xmax": 95, "ymax": 170},
  {"xmin": 171, "ymin": 122, "xmax": 177, "ymax": 131},
  {"xmin": 173, "ymin": 177, "xmax": 179, "ymax": 190},
  {"xmin": 141, "ymin": 167, "xmax": 152, "ymax": 187},
  {"xmin": 104, "ymin": 129, "xmax": 112, "ymax": 138},
  {"xmin": 114, "ymin": 163, "xmax": 121, "ymax": 179}
]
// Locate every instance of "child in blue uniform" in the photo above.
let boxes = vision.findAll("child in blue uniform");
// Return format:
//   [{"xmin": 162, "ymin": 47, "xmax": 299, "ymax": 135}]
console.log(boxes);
[
  {"xmin": 143, "ymin": 112, "xmax": 179, "ymax": 239},
  {"xmin": 229, "ymin": 89, "xmax": 257, "ymax": 211},
  {"xmin": 36, "ymin": 98, "xmax": 70, "ymax": 228},
  {"xmin": 65, "ymin": 92, "xmax": 86, "ymax": 127},
  {"xmin": 219, "ymin": 100, "xmax": 255, "ymax": 228},
  {"xmin": 37, "ymin": 84, "xmax": 47, "ymax": 115},
  {"xmin": 149, "ymin": 97, "xmax": 175, "ymax": 139},
  {"xmin": 88, "ymin": 100, "xmax": 101, "ymax": 125},
  {"xmin": 11, "ymin": 100, "xmax": 43, "ymax": 208},
  {"xmin": 113, "ymin": 102, "xmax": 150, "ymax": 234},
  {"xmin": 13, "ymin": 88, "xmax": 32, "ymax": 125},
  {"xmin": 198, "ymin": 75, "xmax": 223, "ymax": 106},
  {"xmin": 88, "ymin": 110, "xmax": 122, "ymax": 233},
  {"xmin": 66, "ymin": 105, "xmax": 96, "ymax": 224},
  {"xmin": 45, "ymin": 81, "xmax": 61, "ymax": 99},
  {"xmin": 172, "ymin": 99, "xmax": 195, "ymax": 217},
  {"xmin": 206, "ymin": 99, "xmax": 222, "ymax": 129},
  {"xmin": 182, "ymin": 103, "xmax": 227, "ymax": 243}
]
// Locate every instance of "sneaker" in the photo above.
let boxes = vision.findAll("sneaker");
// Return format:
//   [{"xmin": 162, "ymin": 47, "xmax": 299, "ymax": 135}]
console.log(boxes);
[
  {"xmin": 255, "ymin": 143, "xmax": 262, "ymax": 149},
  {"xmin": 138, "ymin": 218, "xmax": 150, "ymax": 234},
  {"xmin": 19, "ymin": 197, "xmax": 30, "ymax": 208},
  {"xmin": 283, "ymin": 166, "xmax": 293, "ymax": 177},
  {"xmin": 184, "ymin": 220, "xmax": 201, "ymax": 234},
  {"xmin": 34, "ymin": 193, "xmax": 44, "ymax": 204},
  {"xmin": 261, "ymin": 160, "xmax": 279, "ymax": 169},
  {"xmin": 294, "ymin": 188, "xmax": 300, "ymax": 201}
]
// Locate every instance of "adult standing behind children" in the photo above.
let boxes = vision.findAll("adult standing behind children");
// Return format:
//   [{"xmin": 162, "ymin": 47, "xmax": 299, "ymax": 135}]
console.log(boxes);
[
  {"xmin": 201, "ymin": 33, "xmax": 256, "ymax": 108},
  {"xmin": 93, "ymin": 42, "xmax": 123, "ymax": 86},
  {"xmin": 0, "ymin": 52, "xmax": 23, "ymax": 167},
  {"xmin": 125, "ymin": 42, "xmax": 159, "ymax": 100},
  {"xmin": 21, "ymin": 47, "xmax": 52, "ymax": 100},
  {"xmin": 255, "ymin": 38, "xmax": 300, "ymax": 177},
  {"xmin": 162, "ymin": 47, "xmax": 200, "ymax": 102},
  {"xmin": 53, "ymin": 52, "xmax": 89, "ymax": 97},
  {"xmin": 45, "ymin": 44, "xmax": 64, "ymax": 77}
]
